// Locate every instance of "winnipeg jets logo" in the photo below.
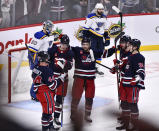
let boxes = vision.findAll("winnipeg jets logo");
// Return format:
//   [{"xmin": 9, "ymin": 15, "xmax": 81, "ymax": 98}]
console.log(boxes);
[{"xmin": 82, "ymin": 55, "xmax": 91, "ymax": 64}]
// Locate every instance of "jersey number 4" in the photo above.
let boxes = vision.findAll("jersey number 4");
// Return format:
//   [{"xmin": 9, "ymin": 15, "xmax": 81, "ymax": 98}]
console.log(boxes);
[
  {"xmin": 48, "ymin": 76, "xmax": 55, "ymax": 82},
  {"xmin": 34, "ymin": 76, "xmax": 42, "ymax": 84}
]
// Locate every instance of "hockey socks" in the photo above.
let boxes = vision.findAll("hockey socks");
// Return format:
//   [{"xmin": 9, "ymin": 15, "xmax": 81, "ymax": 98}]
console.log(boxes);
[
  {"xmin": 41, "ymin": 113, "xmax": 53, "ymax": 131},
  {"xmin": 85, "ymin": 98, "xmax": 93, "ymax": 123}
]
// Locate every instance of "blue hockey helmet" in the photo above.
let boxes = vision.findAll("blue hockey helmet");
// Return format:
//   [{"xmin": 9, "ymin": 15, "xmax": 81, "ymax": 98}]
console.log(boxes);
[
  {"xmin": 81, "ymin": 37, "xmax": 91, "ymax": 45},
  {"xmin": 119, "ymin": 35, "xmax": 131, "ymax": 43},
  {"xmin": 130, "ymin": 39, "xmax": 141, "ymax": 50},
  {"xmin": 37, "ymin": 51, "xmax": 50, "ymax": 63},
  {"xmin": 60, "ymin": 34, "xmax": 70, "ymax": 45}
]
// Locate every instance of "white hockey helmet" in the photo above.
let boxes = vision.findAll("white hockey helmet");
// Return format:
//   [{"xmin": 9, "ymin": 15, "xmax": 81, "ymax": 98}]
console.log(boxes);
[{"xmin": 95, "ymin": 3, "xmax": 104, "ymax": 9}]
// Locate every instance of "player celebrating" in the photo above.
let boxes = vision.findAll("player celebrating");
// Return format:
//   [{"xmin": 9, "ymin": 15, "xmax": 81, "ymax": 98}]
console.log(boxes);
[
  {"xmin": 48, "ymin": 34, "xmax": 73, "ymax": 129},
  {"xmin": 110, "ymin": 35, "xmax": 132, "ymax": 126},
  {"xmin": 115, "ymin": 35, "xmax": 132, "ymax": 125},
  {"xmin": 82, "ymin": 3, "xmax": 110, "ymax": 75},
  {"xmin": 32, "ymin": 51, "xmax": 64, "ymax": 131},
  {"xmin": 70, "ymin": 37, "xmax": 96, "ymax": 123},
  {"xmin": 112, "ymin": 39, "xmax": 145, "ymax": 130}
]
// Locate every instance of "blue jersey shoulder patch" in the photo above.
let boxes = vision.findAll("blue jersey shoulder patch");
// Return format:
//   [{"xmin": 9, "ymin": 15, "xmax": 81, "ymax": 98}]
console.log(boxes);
[
  {"xmin": 34, "ymin": 31, "xmax": 46, "ymax": 39},
  {"xmin": 87, "ymin": 13, "xmax": 97, "ymax": 19},
  {"xmin": 101, "ymin": 14, "xmax": 107, "ymax": 18}
]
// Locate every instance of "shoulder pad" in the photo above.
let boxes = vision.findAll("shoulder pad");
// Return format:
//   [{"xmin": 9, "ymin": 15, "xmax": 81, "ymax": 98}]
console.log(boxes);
[
  {"xmin": 34, "ymin": 31, "xmax": 47, "ymax": 40},
  {"xmin": 101, "ymin": 14, "xmax": 107, "ymax": 18},
  {"xmin": 87, "ymin": 13, "xmax": 97, "ymax": 19}
]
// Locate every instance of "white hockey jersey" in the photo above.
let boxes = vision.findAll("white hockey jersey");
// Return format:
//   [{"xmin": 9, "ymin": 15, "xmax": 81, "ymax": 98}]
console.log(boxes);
[
  {"xmin": 28, "ymin": 31, "xmax": 54, "ymax": 53},
  {"xmin": 83, "ymin": 13, "xmax": 110, "ymax": 37}
]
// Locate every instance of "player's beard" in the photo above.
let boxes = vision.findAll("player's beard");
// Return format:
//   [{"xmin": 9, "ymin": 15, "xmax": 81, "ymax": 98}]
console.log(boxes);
[{"xmin": 97, "ymin": 10, "xmax": 103, "ymax": 16}]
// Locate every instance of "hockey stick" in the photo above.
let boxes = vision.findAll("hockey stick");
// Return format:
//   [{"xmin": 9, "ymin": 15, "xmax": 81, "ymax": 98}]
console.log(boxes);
[
  {"xmin": 61, "ymin": 73, "xmax": 65, "ymax": 130},
  {"xmin": 112, "ymin": 6, "xmax": 125, "ymax": 104},
  {"xmin": 96, "ymin": 61, "xmax": 112, "ymax": 71},
  {"xmin": 25, "ymin": 43, "xmax": 34, "ymax": 61},
  {"xmin": 114, "ymin": 33, "xmax": 124, "ymax": 104}
]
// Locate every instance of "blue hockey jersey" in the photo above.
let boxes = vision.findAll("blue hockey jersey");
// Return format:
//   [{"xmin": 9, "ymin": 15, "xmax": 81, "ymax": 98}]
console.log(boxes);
[
  {"xmin": 48, "ymin": 44, "xmax": 73, "ymax": 78},
  {"xmin": 122, "ymin": 53, "xmax": 145, "ymax": 89},
  {"xmin": 32, "ymin": 65, "xmax": 61, "ymax": 92},
  {"xmin": 72, "ymin": 47, "xmax": 96, "ymax": 79}
]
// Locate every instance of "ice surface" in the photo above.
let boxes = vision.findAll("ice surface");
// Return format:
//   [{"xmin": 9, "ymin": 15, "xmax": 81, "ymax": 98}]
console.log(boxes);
[{"xmin": 0, "ymin": 51, "xmax": 159, "ymax": 131}]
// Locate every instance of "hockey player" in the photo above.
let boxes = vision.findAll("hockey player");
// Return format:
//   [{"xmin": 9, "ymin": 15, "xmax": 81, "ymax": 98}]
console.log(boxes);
[
  {"xmin": 70, "ymin": 37, "xmax": 96, "ymax": 123},
  {"xmin": 109, "ymin": 35, "xmax": 132, "ymax": 126},
  {"xmin": 28, "ymin": 20, "xmax": 55, "ymax": 70},
  {"xmin": 32, "ymin": 51, "xmax": 64, "ymax": 131},
  {"xmin": 112, "ymin": 39, "xmax": 145, "ymax": 130},
  {"xmin": 48, "ymin": 34, "xmax": 73, "ymax": 129},
  {"xmin": 28, "ymin": 20, "xmax": 61, "ymax": 101},
  {"xmin": 82, "ymin": 3, "xmax": 111, "ymax": 75}
]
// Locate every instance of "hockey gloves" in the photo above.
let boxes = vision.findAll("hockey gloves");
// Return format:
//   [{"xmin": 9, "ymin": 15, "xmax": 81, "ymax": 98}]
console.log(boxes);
[
  {"xmin": 110, "ymin": 65, "xmax": 119, "ymax": 74},
  {"xmin": 58, "ymin": 73, "xmax": 66, "ymax": 82},
  {"xmin": 55, "ymin": 58, "xmax": 66, "ymax": 69},
  {"xmin": 57, "ymin": 61, "xmax": 65, "ymax": 69}
]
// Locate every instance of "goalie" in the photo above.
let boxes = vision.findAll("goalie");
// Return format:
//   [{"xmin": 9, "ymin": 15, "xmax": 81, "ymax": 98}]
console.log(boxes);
[{"xmin": 28, "ymin": 20, "xmax": 62, "ymax": 101}]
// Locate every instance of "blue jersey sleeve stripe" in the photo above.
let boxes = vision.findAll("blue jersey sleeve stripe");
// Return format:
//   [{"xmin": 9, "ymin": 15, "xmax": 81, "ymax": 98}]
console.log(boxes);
[
  {"xmin": 83, "ymin": 27, "xmax": 90, "ymax": 30},
  {"xmin": 28, "ymin": 46, "xmax": 38, "ymax": 51},
  {"xmin": 87, "ymin": 13, "xmax": 96, "ymax": 18}
]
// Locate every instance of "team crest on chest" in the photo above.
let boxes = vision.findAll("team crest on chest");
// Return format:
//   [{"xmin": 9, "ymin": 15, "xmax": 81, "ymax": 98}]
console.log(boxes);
[
  {"xmin": 82, "ymin": 55, "xmax": 87, "ymax": 60},
  {"xmin": 82, "ymin": 55, "xmax": 91, "ymax": 63},
  {"xmin": 97, "ymin": 22, "xmax": 104, "ymax": 27}
]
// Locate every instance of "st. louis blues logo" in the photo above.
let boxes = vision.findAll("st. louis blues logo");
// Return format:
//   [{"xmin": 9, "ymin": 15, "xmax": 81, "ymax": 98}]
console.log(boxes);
[
  {"xmin": 97, "ymin": 22, "xmax": 104, "ymax": 27},
  {"xmin": 96, "ymin": 22, "xmax": 104, "ymax": 31}
]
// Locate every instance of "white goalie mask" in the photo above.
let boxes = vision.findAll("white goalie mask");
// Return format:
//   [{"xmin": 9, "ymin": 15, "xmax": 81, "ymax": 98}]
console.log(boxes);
[{"xmin": 43, "ymin": 20, "xmax": 54, "ymax": 34}]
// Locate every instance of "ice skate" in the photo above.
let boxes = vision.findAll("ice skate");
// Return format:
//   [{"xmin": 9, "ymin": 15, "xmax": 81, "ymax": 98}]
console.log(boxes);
[
  {"xmin": 53, "ymin": 118, "xmax": 61, "ymax": 130},
  {"xmin": 117, "ymin": 116, "xmax": 124, "ymax": 124},
  {"xmin": 84, "ymin": 115, "xmax": 92, "ymax": 123},
  {"xmin": 116, "ymin": 116, "xmax": 129, "ymax": 130}
]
